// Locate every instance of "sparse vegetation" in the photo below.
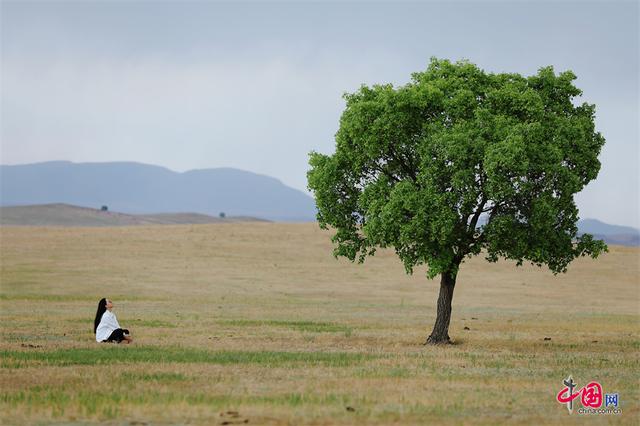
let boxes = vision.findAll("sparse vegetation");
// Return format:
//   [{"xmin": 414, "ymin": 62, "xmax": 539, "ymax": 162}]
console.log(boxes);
[
  {"xmin": 0, "ymin": 347, "xmax": 376, "ymax": 368},
  {"xmin": 0, "ymin": 223, "xmax": 637, "ymax": 424}
]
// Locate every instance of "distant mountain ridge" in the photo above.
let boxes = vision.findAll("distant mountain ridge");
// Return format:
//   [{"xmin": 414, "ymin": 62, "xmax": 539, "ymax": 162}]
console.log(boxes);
[
  {"xmin": 577, "ymin": 218, "xmax": 640, "ymax": 247},
  {"xmin": 577, "ymin": 218, "xmax": 639, "ymax": 236},
  {"xmin": 1, "ymin": 161, "xmax": 637, "ymax": 245},
  {"xmin": 0, "ymin": 161, "xmax": 317, "ymax": 222}
]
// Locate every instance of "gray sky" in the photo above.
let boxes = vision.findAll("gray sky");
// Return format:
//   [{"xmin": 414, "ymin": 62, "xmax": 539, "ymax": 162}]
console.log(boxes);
[{"xmin": 1, "ymin": 1, "xmax": 638, "ymax": 227}]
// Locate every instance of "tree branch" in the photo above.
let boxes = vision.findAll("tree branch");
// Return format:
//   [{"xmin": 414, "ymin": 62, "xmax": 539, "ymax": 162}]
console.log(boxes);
[
  {"xmin": 467, "ymin": 196, "xmax": 487, "ymax": 234},
  {"xmin": 477, "ymin": 200, "xmax": 505, "ymax": 214},
  {"xmin": 372, "ymin": 164, "xmax": 400, "ymax": 183},
  {"xmin": 467, "ymin": 201, "xmax": 502, "ymax": 252},
  {"xmin": 388, "ymin": 143, "xmax": 418, "ymax": 182}
]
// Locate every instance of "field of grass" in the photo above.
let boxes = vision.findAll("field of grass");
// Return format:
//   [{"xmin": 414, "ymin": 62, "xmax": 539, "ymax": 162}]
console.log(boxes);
[{"xmin": 0, "ymin": 223, "xmax": 638, "ymax": 425}]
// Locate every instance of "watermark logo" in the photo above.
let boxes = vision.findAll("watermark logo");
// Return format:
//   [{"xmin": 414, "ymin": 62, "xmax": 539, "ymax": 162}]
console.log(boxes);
[
  {"xmin": 556, "ymin": 376, "xmax": 621, "ymax": 415},
  {"xmin": 604, "ymin": 393, "xmax": 619, "ymax": 408}
]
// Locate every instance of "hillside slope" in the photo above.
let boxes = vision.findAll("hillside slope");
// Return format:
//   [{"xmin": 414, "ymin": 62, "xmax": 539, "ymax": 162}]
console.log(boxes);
[
  {"xmin": 0, "ymin": 203, "xmax": 267, "ymax": 226},
  {"xmin": 0, "ymin": 161, "xmax": 316, "ymax": 221}
]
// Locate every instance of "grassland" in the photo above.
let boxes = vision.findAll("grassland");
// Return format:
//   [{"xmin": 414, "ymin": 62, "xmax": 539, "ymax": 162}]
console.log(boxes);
[{"xmin": 0, "ymin": 223, "xmax": 638, "ymax": 425}]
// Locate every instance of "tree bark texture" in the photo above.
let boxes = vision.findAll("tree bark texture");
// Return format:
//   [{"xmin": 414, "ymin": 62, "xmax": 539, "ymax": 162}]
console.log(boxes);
[{"xmin": 426, "ymin": 270, "xmax": 457, "ymax": 344}]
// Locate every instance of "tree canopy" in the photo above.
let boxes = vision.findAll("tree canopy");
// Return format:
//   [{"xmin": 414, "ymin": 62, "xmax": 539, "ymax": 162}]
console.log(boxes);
[{"xmin": 308, "ymin": 58, "xmax": 607, "ymax": 280}]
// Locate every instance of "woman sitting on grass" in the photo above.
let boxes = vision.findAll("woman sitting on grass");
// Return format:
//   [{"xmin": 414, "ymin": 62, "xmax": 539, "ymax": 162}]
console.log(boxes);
[{"xmin": 94, "ymin": 298, "xmax": 132, "ymax": 344}]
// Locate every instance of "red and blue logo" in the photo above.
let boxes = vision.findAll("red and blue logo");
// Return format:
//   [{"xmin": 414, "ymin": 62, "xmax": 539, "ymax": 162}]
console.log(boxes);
[{"xmin": 556, "ymin": 376, "xmax": 621, "ymax": 415}]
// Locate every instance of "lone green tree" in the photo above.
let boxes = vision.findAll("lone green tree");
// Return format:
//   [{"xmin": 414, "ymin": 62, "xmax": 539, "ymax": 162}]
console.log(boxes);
[{"xmin": 307, "ymin": 58, "xmax": 607, "ymax": 344}]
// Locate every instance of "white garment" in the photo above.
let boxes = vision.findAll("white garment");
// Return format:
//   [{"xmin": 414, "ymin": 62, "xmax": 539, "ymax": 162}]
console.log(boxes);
[{"xmin": 96, "ymin": 310, "xmax": 121, "ymax": 342}]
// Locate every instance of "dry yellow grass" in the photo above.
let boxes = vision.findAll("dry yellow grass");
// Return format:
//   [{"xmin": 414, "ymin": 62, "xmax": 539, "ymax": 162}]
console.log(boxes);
[{"xmin": 0, "ymin": 223, "xmax": 638, "ymax": 425}]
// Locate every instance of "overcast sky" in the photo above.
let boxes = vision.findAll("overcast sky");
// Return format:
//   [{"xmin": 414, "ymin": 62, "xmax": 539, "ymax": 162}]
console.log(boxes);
[{"xmin": 1, "ymin": 1, "xmax": 638, "ymax": 227}]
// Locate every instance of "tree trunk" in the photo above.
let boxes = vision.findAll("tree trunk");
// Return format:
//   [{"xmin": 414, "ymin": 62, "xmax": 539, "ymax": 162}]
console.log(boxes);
[{"xmin": 426, "ymin": 270, "xmax": 457, "ymax": 345}]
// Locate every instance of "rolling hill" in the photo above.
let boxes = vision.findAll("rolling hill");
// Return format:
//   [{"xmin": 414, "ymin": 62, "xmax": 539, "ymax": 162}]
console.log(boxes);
[
  {"xmin": 0, "ymin": 203, "xmax": 267, "ymax": 226},
  {"xmin": 577, "ymin": 218, "xmax": 640, "ymax": 247},
  {"xmin": 1, "ymin": 161, "xmax": 637, "ymax": 245},
  {"xmin": 0, "ymin": 161, "xmax": 316, "ymax": 222}
]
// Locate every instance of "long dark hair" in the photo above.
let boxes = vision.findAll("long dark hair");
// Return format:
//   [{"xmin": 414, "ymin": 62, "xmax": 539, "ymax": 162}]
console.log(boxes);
[{"xmin": 94, "ymin": 298, "xmax": 107, "ymax": 333}]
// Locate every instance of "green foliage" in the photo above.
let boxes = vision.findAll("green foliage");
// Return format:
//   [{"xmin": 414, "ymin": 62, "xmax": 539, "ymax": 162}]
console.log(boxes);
[{"xmin": 308, "ymin": 58, "xmax": 607, "ymax": 278}]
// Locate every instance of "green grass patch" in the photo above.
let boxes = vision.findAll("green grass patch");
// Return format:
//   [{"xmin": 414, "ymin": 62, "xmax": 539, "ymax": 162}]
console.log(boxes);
[
  {"xmin": 0, "ymin": 293, "xmax": 158, "ymax": 302},
  {"xmin": 0, "ymin": 333, "xmax": 70, "ymax": 343},
  {"xmin": 0, "ymin": 294, "xmax": 96, "ymax": 302},
  {"xmin": 129, "ymin": 319, "xmax": 177, "ymax": 328},
  {"xmin": 121, "ymin": 372, "xmax": 188, "ymax": 382},
  {"xmin": 0, "ymin": 347, "xmax": 377, "ymax": 368},
  {"xmin": 0, "ymin": 388, "xmax": 363, "ymax": 415},
  {"xmin": 64, "ymin": 317, "xmax": 176, "ymax": 328},
  {"xmin": 354, "ymin": 366, "xmax": 413, "ymax": 378},
  {"xmin": 219, "ymin": 319, "xmax": 352, "ymax": 333}
]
